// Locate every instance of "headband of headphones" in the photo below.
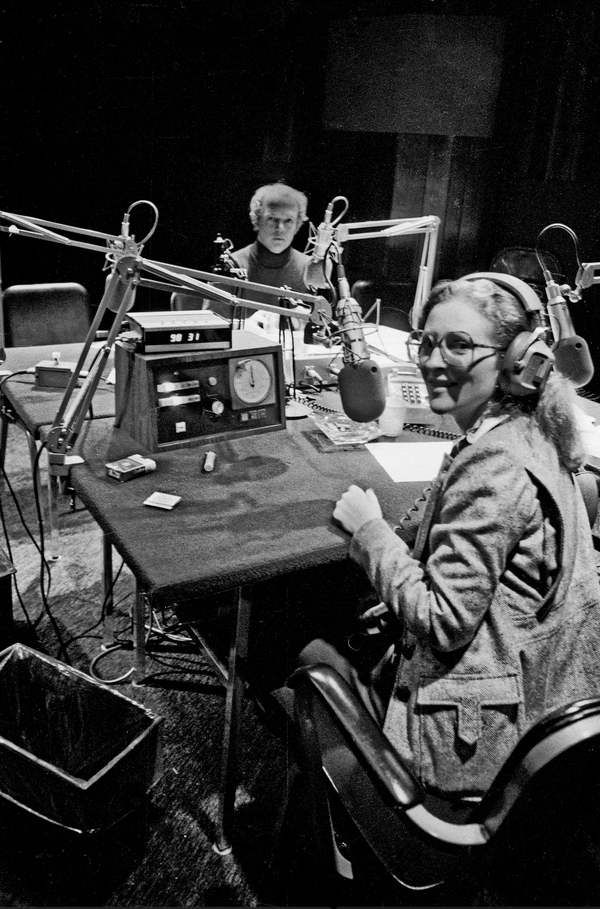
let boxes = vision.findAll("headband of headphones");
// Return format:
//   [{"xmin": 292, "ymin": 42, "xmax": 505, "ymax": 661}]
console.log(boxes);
[{"xmin": 462, "ymin": 272, "xmax": 544, "ymax": 324}]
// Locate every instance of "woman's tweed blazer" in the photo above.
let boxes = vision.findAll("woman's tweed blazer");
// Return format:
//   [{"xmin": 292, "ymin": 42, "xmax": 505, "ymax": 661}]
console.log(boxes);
[{"xmin": 349, "ymin": 415, "xmax": 600, "ymax": 795}]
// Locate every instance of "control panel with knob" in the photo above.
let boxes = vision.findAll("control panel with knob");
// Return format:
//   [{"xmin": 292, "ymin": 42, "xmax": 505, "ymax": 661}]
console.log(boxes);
[{"xmin": 114, "ymin": 331, "xmax": 286, "ymax": 452}]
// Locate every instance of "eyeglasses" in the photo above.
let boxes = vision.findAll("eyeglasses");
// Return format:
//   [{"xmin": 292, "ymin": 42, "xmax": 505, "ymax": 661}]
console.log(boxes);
[{"xmin": 406, "ymin": 330, "xmax": 506, "ymax": 368}]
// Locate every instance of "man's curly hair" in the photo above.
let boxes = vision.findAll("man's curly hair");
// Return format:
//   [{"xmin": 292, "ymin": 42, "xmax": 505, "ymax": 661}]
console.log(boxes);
[{"xmin": 249, "ymin": 182, "xmax": 308, "ymax": 230}]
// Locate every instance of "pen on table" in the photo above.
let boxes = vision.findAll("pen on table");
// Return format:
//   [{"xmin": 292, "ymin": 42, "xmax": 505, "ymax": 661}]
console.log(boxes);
[{"xmin": 204, "ymin": 451, "xmax": 216, "ymax": 473}]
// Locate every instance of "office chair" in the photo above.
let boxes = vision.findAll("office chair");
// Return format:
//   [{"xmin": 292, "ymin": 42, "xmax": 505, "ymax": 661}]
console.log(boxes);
[
  {"xmin": 170, "ymin": 291, "xmax": 204, "ymax": 311},
  {"xmin": 282, "ymin": 663, "xmax": 600, "ymax": 906},
  {"xmin": 0, "ymin": 283, "xmax": 93, "ymax": 556},
  {"xmin": 170, "ymin": 291, "xmax": 233, "ymax": 321},
  {"xmin": 489, "ymin": 246, "xmax": 563, "ymax": 301},
  {"xmin": 2, "ymin": 282, "xmax": 92, "ymax": 348}
]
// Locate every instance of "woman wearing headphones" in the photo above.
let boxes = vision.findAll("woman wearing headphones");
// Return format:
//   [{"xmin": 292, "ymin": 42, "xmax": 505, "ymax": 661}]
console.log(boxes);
[{"xmin": 305, "ymin": 273, "xmax": 600, "ymax": 797}]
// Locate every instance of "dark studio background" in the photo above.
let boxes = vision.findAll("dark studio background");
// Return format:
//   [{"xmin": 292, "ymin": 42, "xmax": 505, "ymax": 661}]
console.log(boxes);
[
  {"xmin": 1, "ymin": 0, "xmax": 600, "ymax": 393},
  {"xmin": 3, "ymin": 4, "xmax": 600, "ymax": 905}
]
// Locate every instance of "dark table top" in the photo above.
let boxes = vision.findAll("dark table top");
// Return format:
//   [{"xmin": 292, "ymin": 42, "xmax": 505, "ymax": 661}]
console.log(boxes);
[
  {"xmin": 1, "ymin": 342, "xmax": 115, "ymax": 436},
  {"xmin": 66, "ymin": 392, "xmax": 600, "ymax": 610},
  {"xmin": 67, "ymin": 416, "xmax": 438, "ymax": 609}
]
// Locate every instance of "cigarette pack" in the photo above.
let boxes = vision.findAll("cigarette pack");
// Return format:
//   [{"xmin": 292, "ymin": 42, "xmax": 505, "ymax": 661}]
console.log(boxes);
[{"xmin": 106, "ymin": 454, "xmax": 157, "ymax": 482}]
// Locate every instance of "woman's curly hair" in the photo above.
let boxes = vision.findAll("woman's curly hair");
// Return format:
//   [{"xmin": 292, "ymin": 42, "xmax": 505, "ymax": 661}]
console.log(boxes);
[{"xmin": 420, "ymin": 277, "xmax": 586, "ymax": 472}]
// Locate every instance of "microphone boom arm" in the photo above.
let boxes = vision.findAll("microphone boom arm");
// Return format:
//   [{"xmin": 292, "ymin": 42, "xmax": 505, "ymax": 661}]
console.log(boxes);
[
  {"xmin": 0, "ymin": 204, "xmax": 332, "ymax": 460},
  {"xmin": 136, "ymin": 259, "xmax": 331, "ymax": 324},
  {"xmin": 45, "ymin": 255, "xmax": 141, "ymax": 460},
  {"xmin": 0, "ymin": 211, "xmax": 134, "ymax": 255},
  {"xmin": 574, "ymin": 262, "xmax": 600, "ymax": 299},
  {"xmin": 333, "ymin": 215, "xmax": 440, "ymax": 328},
  {"xmin": 535, "ymin": 224, "xmax": 595, "ymax": 388}
]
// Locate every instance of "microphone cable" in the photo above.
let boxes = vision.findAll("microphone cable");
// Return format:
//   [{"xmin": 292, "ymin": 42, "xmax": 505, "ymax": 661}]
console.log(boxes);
[
  {"xmin": 535, "ymin": 223, "xmax": 580, "ymax": 282},
  {"xmin": 0, "ymin": 442, "xmax": 69, "ymax": 659},
  {"xmin": 0, "ymin": 468, "xmax": 36, "ymax": 633},
  {"xmin": 535, "ymin": 222, "xmax": 595, "ymax": 388}
]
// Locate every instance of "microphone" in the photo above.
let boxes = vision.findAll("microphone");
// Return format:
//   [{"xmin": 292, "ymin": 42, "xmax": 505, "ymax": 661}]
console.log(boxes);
[
  {"xmin": 338, "ymin": 359, "xmax": 387, "ymax": 423},
  {"xmin": 212, "ymin": 234, "xmax": 247, "ymax": 281},
  {"xmin": 104, "ymin": 256, "xmax": 138, "ymax": 314},
  {"xmin": 335, "ymin": 263, "xmax": 386, "ymax": 422},
  {"xmin": 543, "ymin": 272, "xmax": 594, "ymax": 387},
  {"xmin": 303, "ymin": 201, "xmax": 335, "ymax": 290},
  {"xmin": 213, "ymin": 233, "xmax": 231, "ymax": 274}
]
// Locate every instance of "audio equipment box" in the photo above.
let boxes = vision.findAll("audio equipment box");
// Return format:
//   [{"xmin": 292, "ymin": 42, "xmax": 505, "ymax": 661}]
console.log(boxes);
[
  {"xmin": 114, "ymin": 330, "xmax": 286, "ymax": 453},
  {"xmin": 125, "ymin": 310, "xmax": 232, "ymax": 353}
]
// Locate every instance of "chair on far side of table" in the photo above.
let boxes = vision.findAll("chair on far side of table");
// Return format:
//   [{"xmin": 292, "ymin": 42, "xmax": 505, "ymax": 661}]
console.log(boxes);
[
  {"xmin": 170, "ymin": 291, "xmax": 234, "ymax": 321},
  {"xmin": 2, "ymin": 282, "xmax": 92, "ymax": 348},
  {"xmin": 0, "ymin": 283, "xmax": 94, "ymax": 551},
  {"xmin": 170, "ymin": 291, "xmax": 205, "ymax": 312}
]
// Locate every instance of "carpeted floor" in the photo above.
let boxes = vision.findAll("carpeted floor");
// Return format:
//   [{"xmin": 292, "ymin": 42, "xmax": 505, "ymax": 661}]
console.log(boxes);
[
  {"xmin": 0, "ymin": 422, "xmax": 327, "ymax": 908},
  {"xmin": 7, "ymin": 417, "xmax": 600, "ymax": 909}
]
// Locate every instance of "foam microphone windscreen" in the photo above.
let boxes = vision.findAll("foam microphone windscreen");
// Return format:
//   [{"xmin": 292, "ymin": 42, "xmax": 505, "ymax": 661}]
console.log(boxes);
[
  {"xmin": 105, "ymin": 268, "xmax": 138, "ymax": 314},
  {"xmin": 303, "ymin": 259, "xmax": 330, "ymax": 290},
  {"xmin": 337, "ymin": 359, "xmax": 386, "ymax": 423},
  {"xmin": 553, "ymin": 336, "xmax": 595, "ymax": 388}
]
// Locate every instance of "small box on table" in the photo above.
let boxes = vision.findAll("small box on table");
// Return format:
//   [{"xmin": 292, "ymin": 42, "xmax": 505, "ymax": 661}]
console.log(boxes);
[{"xmin": 106, "ymin": 454, "xmax": 157, "ymax": 481}]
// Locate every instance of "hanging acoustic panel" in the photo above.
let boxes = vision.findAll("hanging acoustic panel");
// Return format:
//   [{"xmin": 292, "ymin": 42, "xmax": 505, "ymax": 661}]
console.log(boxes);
[{"xmin": 323, "ymin": 15, "xmax": 506, "ymax": 138}]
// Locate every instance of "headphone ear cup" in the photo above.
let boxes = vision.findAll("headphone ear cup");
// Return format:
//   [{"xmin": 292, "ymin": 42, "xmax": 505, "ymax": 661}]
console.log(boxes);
[
  {"xmin": 502, "ymin": 331, "xmax": 536, "ymax": 377},
  {"xmin": 501, "ymin": 331, "xmax": 555, "ymax": 396}
]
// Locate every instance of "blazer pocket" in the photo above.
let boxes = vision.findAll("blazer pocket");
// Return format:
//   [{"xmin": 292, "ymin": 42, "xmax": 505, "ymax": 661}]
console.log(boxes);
[{"xmin": 416, "ymin": 674, "xmax": 523, "ymax": 795}]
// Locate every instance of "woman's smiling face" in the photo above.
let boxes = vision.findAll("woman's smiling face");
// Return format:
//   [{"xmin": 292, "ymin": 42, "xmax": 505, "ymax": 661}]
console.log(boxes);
[{"xmin": 420, "ymin": 296, "xmax": 504, "ymax": 432}]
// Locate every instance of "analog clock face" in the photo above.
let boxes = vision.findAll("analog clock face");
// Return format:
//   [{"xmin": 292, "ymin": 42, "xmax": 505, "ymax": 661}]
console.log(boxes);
[{"xmin": 232, "ymin": 358, "xmax": 273, "ymax": 404}]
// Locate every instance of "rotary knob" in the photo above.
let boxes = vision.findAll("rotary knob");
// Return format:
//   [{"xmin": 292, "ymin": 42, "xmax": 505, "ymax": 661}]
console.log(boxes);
[{"xmin": 211, "ymin": 400, "xmax": 225, "ymax": 416}]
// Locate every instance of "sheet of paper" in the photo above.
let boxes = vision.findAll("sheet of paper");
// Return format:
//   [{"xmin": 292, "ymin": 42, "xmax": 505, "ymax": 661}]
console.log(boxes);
[{"xmin": 366, "ymin": 440, "xmax": 454, "ymax": 482}]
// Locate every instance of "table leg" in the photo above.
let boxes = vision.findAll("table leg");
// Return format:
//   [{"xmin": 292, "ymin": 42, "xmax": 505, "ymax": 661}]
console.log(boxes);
[
  {"xmin": 213, "ymin": 586, "xmax": 251, "ymax": 856},
  {"xmin": 46, "ymin": 467, "xmax": 61, "ymax": 562},
  {"xmin": 0, "ymin": 412, "xmax": 8, "ymax": 475},
  {"xmin": 132, "ymin": 583, "xmax": 147, "ymax": 681},
  {"xmin": 102, "ymin": 534, "xmax": 114, "ymax": 648},
  {"xmin": 45, "ymin": 452, "xmax": 85, "ymax": 561},
  {"xmin": 2, "ymin": 417, "xmax": 61, "ymax": 561},
  {"xmin": 98, "ymin": 536, "xmax": 142, "ymax": 684}
]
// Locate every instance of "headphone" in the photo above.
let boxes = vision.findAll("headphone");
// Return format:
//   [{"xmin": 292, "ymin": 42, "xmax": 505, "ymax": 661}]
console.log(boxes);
[{"xmin": 463, "ymin": 272, "xmax": 554, "ymax": 397}]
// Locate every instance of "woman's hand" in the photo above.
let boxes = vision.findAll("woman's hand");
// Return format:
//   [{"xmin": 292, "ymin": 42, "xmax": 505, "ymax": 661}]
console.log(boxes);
[{"xmin": 333, "ymin": 485, "xmax": 383, "ymax": 536}]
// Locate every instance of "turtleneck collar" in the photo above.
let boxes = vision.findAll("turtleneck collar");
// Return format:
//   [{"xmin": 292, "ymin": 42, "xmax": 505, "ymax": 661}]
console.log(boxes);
[{"xmin": 252, "ymin": 240, "xmax": 293, "ymax": 268}]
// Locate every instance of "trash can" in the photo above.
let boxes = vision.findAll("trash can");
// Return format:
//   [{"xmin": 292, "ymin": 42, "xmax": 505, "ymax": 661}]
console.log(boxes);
[{"xmin": 0, "ymin": 643, "xmax": 163, "ymax": 833}]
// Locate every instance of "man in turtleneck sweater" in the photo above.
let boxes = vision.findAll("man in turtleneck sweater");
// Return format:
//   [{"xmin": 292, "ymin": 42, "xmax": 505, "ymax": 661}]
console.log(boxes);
[{"xmin": 230, "ymin": 182, "xmax": 311, "ymax": 322}]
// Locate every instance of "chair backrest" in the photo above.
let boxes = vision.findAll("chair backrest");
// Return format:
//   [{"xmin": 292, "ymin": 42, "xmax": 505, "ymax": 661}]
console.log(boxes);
[
  {"xmin": 476, "ymin": 696, "xmax": 600, "ymax": 835},
  {"xmin": 489, "ymin": 246, "xmax": 563, "ymax": 299},
  {"xmin": 575, "ymin": 471, "xmax": 600, "ymax": 527},
  {"xmin": 170, "ymin": 292, "xmax": 206, "ymax": 311},
  {"xmin": 170, "ymin": 291, "xmax": 233, "ymax": 321},
  {"xmin": 287, "ymin": 663, "xmax": 600, "ymax": 901},
  {"xmin": 2, "ymin": 283, "xmax": 92, "ymax": 347}
]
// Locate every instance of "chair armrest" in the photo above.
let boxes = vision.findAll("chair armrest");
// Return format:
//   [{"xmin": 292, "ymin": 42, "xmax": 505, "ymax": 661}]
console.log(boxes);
[
  {"xmin": 287, "ymin": 662, "xmax": 423, "ymax": 809},
  {"xmin": 576, "ymin": 470, "xmax": 600, "ymax": 527}
]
